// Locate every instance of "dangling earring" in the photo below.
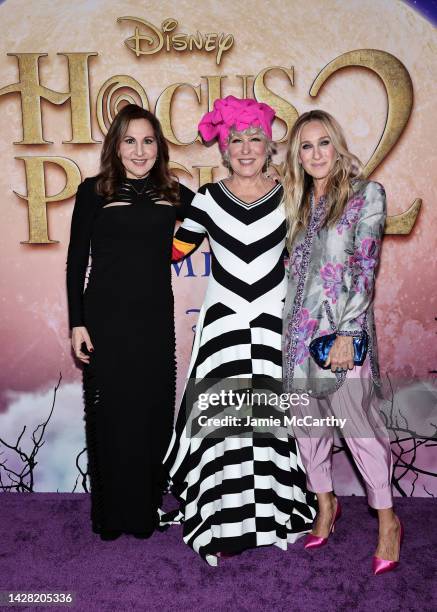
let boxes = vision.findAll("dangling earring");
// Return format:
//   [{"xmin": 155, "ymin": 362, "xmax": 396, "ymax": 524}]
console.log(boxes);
[{"xmin": 263, "ymin": 156, "xmax": 271, "ymax": 178}]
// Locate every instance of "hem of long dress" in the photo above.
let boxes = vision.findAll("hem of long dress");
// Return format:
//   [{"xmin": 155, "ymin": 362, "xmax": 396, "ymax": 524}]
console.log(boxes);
[
  {"xmin": 203, "ymin": 529, "xmax": 310, "ymax": 566},
  {"xmin": 83, "ymin": 361, "xmax": 105, "ymax": 534},
  {"xmin": 159, "ymin": 497, "xmax": 314, "ymax": 566}
]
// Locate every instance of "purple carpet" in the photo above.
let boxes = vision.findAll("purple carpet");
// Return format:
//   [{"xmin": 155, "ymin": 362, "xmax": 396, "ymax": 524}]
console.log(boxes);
[{"xmin": 1, "ymin": 494, "xmax": 435, "ymax": 611}]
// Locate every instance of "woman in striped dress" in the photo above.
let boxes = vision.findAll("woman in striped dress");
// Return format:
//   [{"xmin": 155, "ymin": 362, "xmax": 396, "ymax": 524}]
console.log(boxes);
[{"xmin": 160, "ymin": 96, "xmax": 317, "ymax": 565}]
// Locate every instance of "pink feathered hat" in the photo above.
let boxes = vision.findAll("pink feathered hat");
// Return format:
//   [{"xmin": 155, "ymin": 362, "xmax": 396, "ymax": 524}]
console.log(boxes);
[{"xmin": 198, "ymin": 95, "xmax": 276, "ymax": 152}]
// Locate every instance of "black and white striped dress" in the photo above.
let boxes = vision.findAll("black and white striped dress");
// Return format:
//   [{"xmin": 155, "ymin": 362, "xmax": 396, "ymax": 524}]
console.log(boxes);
[{"xmin": 161, "ymin": 181, "xmax": 316, "ymax": 565}]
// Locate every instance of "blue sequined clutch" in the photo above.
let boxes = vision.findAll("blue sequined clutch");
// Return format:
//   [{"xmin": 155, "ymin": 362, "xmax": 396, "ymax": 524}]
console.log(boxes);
[{"xmin": 309, "ymin": 332, "xmax": 369, "ymax": 369}]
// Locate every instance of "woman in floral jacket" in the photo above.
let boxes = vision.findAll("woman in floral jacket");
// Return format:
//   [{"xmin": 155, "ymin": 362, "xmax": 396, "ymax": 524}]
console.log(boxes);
[{"xmin": 282, "ymin": 110, "xmax": 403, "ymax": 575}]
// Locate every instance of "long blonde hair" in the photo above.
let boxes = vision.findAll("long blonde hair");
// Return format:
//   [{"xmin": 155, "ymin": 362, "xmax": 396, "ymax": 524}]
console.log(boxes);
[{"xmin": 282, "ymin": 110, "xmax": 363, "ymax": 249}]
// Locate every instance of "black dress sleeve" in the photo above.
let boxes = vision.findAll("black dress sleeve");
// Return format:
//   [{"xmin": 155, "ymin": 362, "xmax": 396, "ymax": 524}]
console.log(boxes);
[
  {"xmin": 66, "ymin": 178, "xmax": 99, "ymax": 329},
  {"xmin": 175, "ymin": 183, "xmax": 195, "ymax": 221}
]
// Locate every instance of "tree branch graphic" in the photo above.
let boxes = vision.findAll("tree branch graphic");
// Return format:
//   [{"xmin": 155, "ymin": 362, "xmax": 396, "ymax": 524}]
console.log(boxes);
[
  {"xmin": 72, "ymin": 447, "xmax": 89, "ymax": 493},
  {"xmin": 333, "ymin": 374, "xmax": 437, "ymax": 497},
  {"xmin": 0, "ymin": 374, "xmax": 62, "ymax": 492}
]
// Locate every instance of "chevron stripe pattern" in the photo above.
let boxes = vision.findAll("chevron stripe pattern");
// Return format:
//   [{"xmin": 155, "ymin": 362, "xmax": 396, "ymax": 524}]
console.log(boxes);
[{"xmin": 161, "ymin": 182, "xmax": 317, "ymax": 565}]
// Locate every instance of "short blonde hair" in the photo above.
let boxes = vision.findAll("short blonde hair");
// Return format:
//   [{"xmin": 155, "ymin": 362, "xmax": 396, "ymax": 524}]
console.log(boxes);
[{"xmin": 221, "ymin": 126, "xmax": 276, "ymax": 171}]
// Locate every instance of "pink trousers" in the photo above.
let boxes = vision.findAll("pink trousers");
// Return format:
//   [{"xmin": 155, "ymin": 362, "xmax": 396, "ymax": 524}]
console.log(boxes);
[{"xmin": 293, "ymin": 361, "xmax": 393, "ymax": 509}]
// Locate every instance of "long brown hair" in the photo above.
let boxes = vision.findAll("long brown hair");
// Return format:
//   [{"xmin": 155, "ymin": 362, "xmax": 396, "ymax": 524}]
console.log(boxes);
[
  {"xmin": 96, "ymin": 104, "xmax": 179, "ymax": 203},
  {"xmin": 282, "ymin": 109, "xmax": 363, "ymax": 249}
]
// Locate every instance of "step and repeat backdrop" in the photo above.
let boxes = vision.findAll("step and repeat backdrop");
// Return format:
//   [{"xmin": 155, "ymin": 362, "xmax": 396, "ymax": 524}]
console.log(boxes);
[{"xmin": 0, "ymin": 0, "xmax": 436, "ymax": 495}]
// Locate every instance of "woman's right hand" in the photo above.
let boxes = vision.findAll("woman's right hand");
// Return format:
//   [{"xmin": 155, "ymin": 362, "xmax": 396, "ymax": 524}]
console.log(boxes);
[
  {"xmin": 325, "ymin": 335, "xmax": 354, "ymax": 372},
  {"xmin": 72, "ymin": 326, "xmax": 94, "ymax": 364}
]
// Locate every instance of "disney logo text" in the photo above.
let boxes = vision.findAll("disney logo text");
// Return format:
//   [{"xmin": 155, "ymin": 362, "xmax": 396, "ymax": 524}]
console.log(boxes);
[{"xmin": 118, "ymin": 17, "xmax": 234, "ymax": 65}]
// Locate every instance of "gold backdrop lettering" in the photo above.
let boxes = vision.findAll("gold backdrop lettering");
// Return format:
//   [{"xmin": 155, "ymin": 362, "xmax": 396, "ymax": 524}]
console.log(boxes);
[
  {"xmin": 96, "ymin": 75, "xmax": 150, "ymax": 135},
  {"xmin": 14, "ymin": 156, "xmax": 81, "ymax": 243},
  {"xmin": 193, "ymin": 166, "xmax": 219, "ymax": 186},
  {"xmin": 118, "ymin": 17, "xmax": 234, "ymax": 65},
  {"xmin": 202, "ymin": 75, "xmax": 226, "ymax": 111},
  {"xmin": 253, "ymin": 66, "xmax": 298, "ymax": 143},
  {"xmin": 310, "ymin": 49, "xmax": 421, "ymax": 234},
  {"xmin": 0, "ymin": 50, "xmax": 421, "ymax": 242},
  {"xmin": 0, "ymin": 53, "xmax": 98, "ymax": 144},
  {"xmin": 237, "ymin": 75, "xmax": 254, "ymax": 99},
  {"xmin": 155, "ymin": 83, "xmax": 201, "ymax": 145}
]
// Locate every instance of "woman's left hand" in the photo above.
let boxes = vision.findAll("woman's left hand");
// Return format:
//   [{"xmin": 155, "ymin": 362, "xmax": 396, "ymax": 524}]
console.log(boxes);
[{"xmin": 325, "ymin": 336, "xmax": 354, "ymax": 372}]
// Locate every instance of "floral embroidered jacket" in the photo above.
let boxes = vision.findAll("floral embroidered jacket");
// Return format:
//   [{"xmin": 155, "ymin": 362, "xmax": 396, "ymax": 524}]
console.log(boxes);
[{"xmin": 282, "ymin": 179, "xmax": 386, "ymax": 396}]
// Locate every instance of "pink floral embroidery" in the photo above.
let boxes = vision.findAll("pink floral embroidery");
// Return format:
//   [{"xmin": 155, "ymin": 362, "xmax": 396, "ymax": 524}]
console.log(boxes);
[
  {"xmin": 336, "ymin": 196, "xmax": 365, "ymax": 234},
  {"xmin": 320, "ymin": 262, "xmax": 344, "ymax": 303},
  {"xmin": 295, "ymin": 308, "xmax": 318, "ymax": 365},
  {"xmin": 349, "ymin": 237, "xmax": 380, "ymax": 294}
]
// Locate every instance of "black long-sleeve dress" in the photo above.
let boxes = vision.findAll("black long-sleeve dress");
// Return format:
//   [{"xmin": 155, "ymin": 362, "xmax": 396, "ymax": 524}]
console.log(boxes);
[{"xmin": 66, "ymin": 175, "xmax": 194, "ymax": 535}]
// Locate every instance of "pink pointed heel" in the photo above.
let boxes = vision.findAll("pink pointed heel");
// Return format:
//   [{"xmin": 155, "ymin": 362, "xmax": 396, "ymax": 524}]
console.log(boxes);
[
  {"xmin": 372, "ymin": 518, "xmax": 404, "ymax": 575},
  {"xmin": 304, "ymin": 498, "xmax": 342, "ymax": 549}
]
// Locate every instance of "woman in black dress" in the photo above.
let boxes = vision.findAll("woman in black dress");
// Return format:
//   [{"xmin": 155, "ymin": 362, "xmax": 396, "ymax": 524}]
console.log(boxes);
[{"xmin": 67, "ymin": 104, "xmax": 193, "ymax": 540}]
